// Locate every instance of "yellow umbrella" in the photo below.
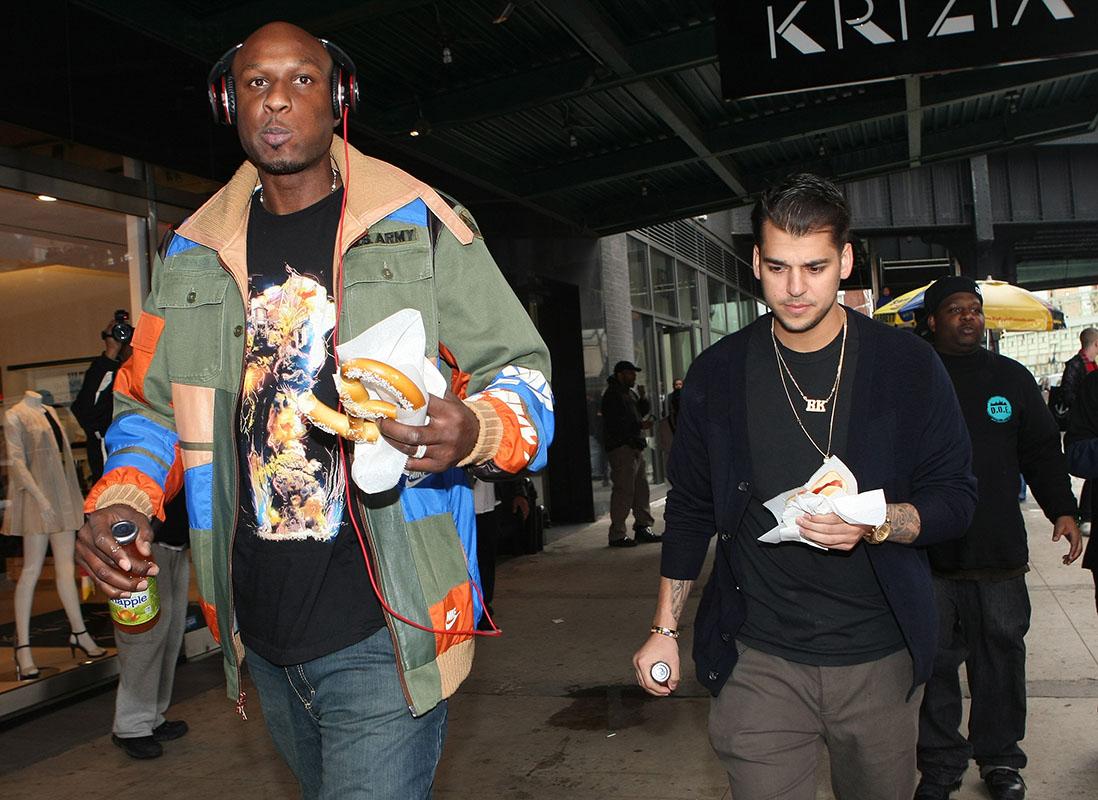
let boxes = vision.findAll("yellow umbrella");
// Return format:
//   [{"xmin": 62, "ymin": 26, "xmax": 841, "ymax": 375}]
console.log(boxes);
[{"xmin": 872, "ymin": 279, "xmax": 1065, "ymax": 332}]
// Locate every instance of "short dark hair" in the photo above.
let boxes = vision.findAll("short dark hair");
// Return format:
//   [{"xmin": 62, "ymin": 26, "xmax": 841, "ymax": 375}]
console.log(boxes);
[{"xmin": 751, "ymin": 173, "xmax": 850, "ymax": 251}]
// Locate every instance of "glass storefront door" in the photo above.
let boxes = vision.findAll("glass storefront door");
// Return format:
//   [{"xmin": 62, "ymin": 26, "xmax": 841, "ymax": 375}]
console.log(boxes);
[{"xmin": 0, "ymin": 181, "xmax": 179, "ymax": 705}]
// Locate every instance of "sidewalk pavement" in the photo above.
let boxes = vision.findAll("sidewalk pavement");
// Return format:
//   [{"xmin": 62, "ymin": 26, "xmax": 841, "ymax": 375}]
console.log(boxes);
[{"xmin": 1, "ymin": 495, "xmax": 1096, "ymax": 799}]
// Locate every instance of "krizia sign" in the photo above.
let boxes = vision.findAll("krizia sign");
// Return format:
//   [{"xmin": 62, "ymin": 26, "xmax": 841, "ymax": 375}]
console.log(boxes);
[{"xmin": 717, "ymin": 0, "xmax": 1098, "ymax": 99}]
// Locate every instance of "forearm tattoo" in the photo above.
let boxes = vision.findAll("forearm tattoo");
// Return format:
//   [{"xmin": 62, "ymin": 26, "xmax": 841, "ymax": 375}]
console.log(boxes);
[
  {"xmin": 887, "ymin": 503, "xmax": 921, "ymax": 544},
  {"xmin": 669, "ymin": 579, "xmax": 692, "ymax": 622}
]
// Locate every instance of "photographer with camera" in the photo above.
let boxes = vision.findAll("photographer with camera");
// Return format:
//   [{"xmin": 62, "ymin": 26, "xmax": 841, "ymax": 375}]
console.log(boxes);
[
  {"xmin": 72, "ymin": 310, "xmax": 133, "ymax": 482},
  {"xmin": 72, "ymin": 310, "xmax": 191, "ymax": 759}
]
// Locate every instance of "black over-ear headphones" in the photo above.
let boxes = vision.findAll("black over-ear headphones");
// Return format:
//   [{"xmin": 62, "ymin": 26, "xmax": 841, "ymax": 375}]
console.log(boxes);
[{"xmin": 207, "ymin": 38, "xmax": 359, "ymax": 126}]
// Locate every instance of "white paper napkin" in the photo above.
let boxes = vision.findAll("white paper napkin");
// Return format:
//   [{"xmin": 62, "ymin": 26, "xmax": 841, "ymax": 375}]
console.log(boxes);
[
  {"xmin": 334, "ymin": 309, "xmax": 448, "ymax": 494},
  {"xmin": 758, "ymin": 456, "xmax": 886, "ymax": 550}
]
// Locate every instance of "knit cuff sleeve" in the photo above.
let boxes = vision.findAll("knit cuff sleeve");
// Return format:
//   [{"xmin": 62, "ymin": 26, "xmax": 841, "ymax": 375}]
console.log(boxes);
[
  {"xmin": 94, "ymin": 484, "xmax": 154, "ymax": 519},
  {"xmin": 457, "ymin": 398, "xmax": 503, "ymax": 467}
]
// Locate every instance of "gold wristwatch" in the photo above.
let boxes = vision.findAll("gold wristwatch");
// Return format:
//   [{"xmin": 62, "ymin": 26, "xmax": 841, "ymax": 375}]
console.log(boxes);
[{"xmin": 866, "ymin": 509, "xmax": 892, "ymax": 544}]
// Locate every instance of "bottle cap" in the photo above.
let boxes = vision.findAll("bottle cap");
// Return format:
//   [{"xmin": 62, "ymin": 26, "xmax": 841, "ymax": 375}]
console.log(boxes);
[
  {"xmin": 110, "ymin": 519, "xmax": 138, "ymax": 545},
  {"xmin": 650, "ymin": 661, "xmax": 671, "ymax": 684}
]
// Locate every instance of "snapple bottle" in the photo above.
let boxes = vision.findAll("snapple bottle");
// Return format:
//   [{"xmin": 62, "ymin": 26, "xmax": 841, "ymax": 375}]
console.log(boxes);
[{"xmin": 106, "ymin": 520, "xmax": 160, "ymax": 633}]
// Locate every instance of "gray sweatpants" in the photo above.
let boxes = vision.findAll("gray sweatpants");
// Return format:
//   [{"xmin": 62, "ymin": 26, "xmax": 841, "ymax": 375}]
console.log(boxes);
[{"xmin": 112, "ymin": 543, "xmax": 191, "ymax": 738}]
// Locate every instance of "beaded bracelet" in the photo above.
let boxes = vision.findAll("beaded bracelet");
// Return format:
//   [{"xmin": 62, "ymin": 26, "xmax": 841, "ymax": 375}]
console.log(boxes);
[{"xmin": 650, "ymin": 625, "xmax": 679, "ymax": 639}]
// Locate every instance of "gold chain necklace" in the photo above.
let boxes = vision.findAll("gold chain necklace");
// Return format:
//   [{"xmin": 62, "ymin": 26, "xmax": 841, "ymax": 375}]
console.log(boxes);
[
  {"xmin": 259, "ymin": 164, "xmax": 339, "ymax": 208},
  {"xmin": 771, "ymin": 312, "xmax": 848, "ymax": 460},
  {"xmin": 771, "ymin": 312, "xmax": 847, "ymax": 412}
]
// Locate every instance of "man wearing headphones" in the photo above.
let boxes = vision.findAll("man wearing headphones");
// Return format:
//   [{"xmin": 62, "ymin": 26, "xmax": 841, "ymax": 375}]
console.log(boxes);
[{"xmin": 76, "ymin": 21, "xmax": 553, "ymax": 798}]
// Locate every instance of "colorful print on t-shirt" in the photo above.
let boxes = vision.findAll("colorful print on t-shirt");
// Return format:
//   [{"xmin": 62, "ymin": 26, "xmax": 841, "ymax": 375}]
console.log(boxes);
[{"xmin": 240, "ymin": 265, "xmax": 343, "ymax": 541}]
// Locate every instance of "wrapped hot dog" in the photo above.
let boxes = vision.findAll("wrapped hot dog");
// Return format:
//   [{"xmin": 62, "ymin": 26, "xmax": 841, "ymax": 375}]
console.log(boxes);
[{"xmin": 758, "ymin": 456, "xmax": 886, "ymax": 550}]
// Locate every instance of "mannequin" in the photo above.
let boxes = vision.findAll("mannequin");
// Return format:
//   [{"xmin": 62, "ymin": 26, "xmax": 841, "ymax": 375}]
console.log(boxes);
[{"xmin": 3, "ymin": 390, "xmax": 105, "ymax": 679}]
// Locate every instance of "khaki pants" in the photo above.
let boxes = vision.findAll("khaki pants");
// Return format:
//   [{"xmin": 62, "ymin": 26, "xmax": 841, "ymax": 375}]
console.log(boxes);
[
  {"xmin": 709, "ymin": 645, "xmax": 921, "ymax": 800},
  {"xmin": 607, "ymin": 445, "xmax": 653, "ymax": 541}
]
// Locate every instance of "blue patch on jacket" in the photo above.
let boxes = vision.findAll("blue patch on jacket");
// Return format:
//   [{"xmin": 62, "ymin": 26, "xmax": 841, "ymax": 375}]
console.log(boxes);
[
  {"xmin": 184, "ymin": 462, "xmax": 214, "ymax": 530},
  {"xmin": 165, "ymin": 234, "xmax": 200, "ymax": 258},
  {"xmin": 400, "ymin": 468, "xmax": 483, "ymax": 621},
  {"xmin": 104, "ymin": 414, "xmax": 178, "ymax": 489},
  {"xmin": 385, "ymin": 199, "xmax": 428, "ymax": 227}
]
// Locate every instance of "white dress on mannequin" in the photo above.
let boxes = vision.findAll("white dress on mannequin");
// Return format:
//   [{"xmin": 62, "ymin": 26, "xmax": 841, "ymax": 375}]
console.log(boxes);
[{"xmin": 3, "ymin": 391, "xmax": 104, "ymax": 678}]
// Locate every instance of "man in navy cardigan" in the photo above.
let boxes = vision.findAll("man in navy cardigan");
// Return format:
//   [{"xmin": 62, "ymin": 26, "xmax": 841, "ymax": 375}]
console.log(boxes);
[{"xmin": 633, "ymin": 173, "xmax": 977, "ymax": 800}]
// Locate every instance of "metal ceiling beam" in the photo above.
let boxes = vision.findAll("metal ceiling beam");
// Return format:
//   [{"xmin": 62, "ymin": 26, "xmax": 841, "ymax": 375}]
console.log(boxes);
[
  {"xmin": 524, "ymin": 53, "xmax": 1098, "ymax": 200},
  {"xmin": 587, "ymin": 182, "xmax": 738, "ymax": 235},
  {"xmin": 540, "ymin": 1, "xmax": 747, "ymax": 198},
  {"xmin": 523, "ymin": 94, "xmax": 908, "ymax": 198},
  {"xmin": 906, "ymin": 77, "xmax": 923, "ymax": 167},
  {"xmin": 77, "ymin": 0, "xmax": 437, "ymax": 51},
  {"xmin": 348, "ymin": 121, "xmax": 588, "ymax": 233},
  {"xmin": 923, "ymin": 54, "xmax": 1098, "ymax": 106},
  {"xmin": 372, "ymin": 23, "xmax": 717, "ymax": 133},
  {"xmin": 922, "ymin": 97, "xmax": 1098, "ymax": 162}
]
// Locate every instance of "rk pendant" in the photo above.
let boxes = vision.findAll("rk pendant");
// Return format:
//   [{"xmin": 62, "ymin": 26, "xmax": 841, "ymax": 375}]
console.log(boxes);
[{"xmin": 805, "ymin": 398, "xmax": 828, "ymax": 413}]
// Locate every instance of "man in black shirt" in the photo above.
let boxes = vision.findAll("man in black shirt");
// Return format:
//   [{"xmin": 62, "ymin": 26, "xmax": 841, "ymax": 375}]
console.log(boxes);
[
  {"xmin": 917, "ymin": 276, "xmax": 1082, "ymax": 800},
  {"xmin": 634, "ymin": 174, "xmax": 977, "ymax": 799}
]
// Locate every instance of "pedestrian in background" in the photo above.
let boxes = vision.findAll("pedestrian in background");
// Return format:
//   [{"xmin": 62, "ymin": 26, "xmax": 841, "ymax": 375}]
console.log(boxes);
[
  {"xmin": 917, "ymin": 276, "xmax": 1081, "ymax": 800},
  {"xmin": 1059, "ymin": 327, "xmax": 1098, "ymax": 534},
  {"xmin": 601, "ymin": 360, "xmax": 660, "ymax": 547}
]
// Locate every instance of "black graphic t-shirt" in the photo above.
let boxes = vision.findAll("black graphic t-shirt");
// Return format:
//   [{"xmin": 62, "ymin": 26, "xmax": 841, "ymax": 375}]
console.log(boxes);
[{"xmin": 232, "ymin": 188, "xmax": 384, "ymax": 666}]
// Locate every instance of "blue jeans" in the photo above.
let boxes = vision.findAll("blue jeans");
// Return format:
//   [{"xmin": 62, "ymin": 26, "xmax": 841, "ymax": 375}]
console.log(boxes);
[
  {"xmin": 245, "ymin": 628, "xmax": 448, "ymax": 800},
  {"xmin": 917, "ymin": 575, "xmax": 1030, "ymax": 784}
]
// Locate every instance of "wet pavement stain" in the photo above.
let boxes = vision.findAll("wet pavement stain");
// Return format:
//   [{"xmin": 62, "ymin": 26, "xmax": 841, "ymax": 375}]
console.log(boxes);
[{"xmin": 547, "ymin": 684, "xmax": 654, "ymax": 732}]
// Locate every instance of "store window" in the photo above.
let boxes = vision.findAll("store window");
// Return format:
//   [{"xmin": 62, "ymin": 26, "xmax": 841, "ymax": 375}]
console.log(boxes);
[
  {"xmin": 708, "ymin": 277, "xmax": 729, "ymax": 339},
  {"xmin": 0, "ymin": 188, "xmax": 140, "ymax": 411},
  {"xmin": 0, "ymin": 185, "xmax": 149, "ymax": 694},
  {"xmin": 677, "ymin": 263, "xmax": 699, "ymax": 326},
  {"xmin": 650, "ymin": 249, "xmax": 677, "ymax": 318},
  {"xmin": 628, "ymin": 238, "xmax": 651, "ymax": 310}
]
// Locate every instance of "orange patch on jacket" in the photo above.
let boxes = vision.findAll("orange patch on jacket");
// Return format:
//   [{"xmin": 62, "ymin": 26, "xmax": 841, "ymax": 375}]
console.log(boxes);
[
  {"xmin": 199, "ymin": 599, "xmax": 221, "ymax": 644},
  {"xmin": 427, "ymin": 582, "xmax": 474, "ymax": 656},
  {"xmin": 480, "ymin": 394, "xmax": 538, "ymax": 473},
  {"xmin": 114, "ymin": 314, "xmax": 165, "ymax": 405}
]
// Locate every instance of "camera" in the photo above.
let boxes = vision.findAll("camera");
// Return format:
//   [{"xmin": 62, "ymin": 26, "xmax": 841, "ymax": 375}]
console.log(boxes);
[{"xmin": 102, "ymin": 309, "xmax": 134, "ymax": 344}]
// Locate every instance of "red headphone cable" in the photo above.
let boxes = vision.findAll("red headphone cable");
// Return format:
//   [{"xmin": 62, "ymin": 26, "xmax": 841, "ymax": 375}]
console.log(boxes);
[{"xmin": 332, "ymin": 114, "xmax": 500, "ymax": 639}]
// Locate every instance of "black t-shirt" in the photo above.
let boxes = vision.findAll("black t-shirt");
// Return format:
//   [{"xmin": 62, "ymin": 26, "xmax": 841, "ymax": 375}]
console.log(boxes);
[
  {"xmin": 735, "ymin": 316, "xmax": 905, "ymax": 666},
  {"xmin": 232, "ymin": 188, "xmax": 384, "ymax": 666}
]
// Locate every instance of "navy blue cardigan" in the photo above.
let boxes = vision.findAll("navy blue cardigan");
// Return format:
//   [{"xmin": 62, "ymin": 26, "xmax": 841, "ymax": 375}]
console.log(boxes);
[{"xmin": 661, "ymin": 310, "xmax": 977, "ymax": 695}]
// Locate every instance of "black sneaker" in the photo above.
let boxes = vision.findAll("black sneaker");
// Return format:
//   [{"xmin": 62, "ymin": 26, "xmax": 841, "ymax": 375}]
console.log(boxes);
[
  {"xmin": 984, "ymin": 768, "xmax": 1025, "ymax": 800},
  {"xmin": 913, "ymin": 778, "xmax": 961, "ymax": 799},
  {"xmin": 152, "ymin": 720, "xmax": 189, "ymax": 741},
  {"xmin": 634, "ymin": 527, "xmax": 663, "ymax": 543},
  {"xmin": 112, "ymin": 734, "xmax": 163, "ymax": 759},
  {"xmin": 609, "ymin": 537, "xmax": 638, "ymax": 548}
]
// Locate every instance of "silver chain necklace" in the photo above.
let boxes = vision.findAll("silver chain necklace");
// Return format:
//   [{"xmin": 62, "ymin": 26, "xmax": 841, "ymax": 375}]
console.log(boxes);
[
  {"xmin": 259, "ymin": 164, "xmax": 339, "ymax": 208},
  {"xmin": 771, "ymin": 311, "xmax": 848, "ymax": 460}
]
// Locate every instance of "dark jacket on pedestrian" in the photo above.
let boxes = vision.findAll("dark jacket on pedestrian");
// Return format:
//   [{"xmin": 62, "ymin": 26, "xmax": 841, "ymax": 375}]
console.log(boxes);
[
  {"xmin": 1064, "ymin": 370, "xmax": 1098, "ymax": 572},
  {"xmin": 600, "ymin": 376, "xmax": 650, "ymax": 451},
  {"xmin": 1061, "ymin": 351, "xmax": 1091, "ymax": 411},
  {"xmin": 931, "ymin": 348, "xmax": 1075, "ymax": 574},
  {"xmin": 71, "ymin": 354, "xmax": 123, "ymax": 482},
  {"xmin": 661, "ymin": 311, "xmax": 977, "ymax": 696}
]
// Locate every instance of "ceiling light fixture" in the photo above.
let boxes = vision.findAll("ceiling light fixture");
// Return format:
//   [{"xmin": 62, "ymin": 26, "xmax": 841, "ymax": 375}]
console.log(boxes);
[{"xmin": 493, "ymin": 2, "xmax": 516, "ymax": 24}]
